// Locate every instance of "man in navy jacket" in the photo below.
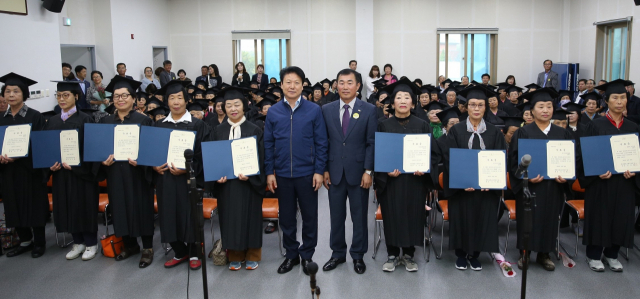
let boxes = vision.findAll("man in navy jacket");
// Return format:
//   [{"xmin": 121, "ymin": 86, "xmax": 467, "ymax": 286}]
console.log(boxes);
[
  {"xmin": 264, "ymin": 66, "xmax": 328, "ymax": 275},
  {"xmin": 321, "ymin": 69, "xmax": 376, "ymax": 274}
]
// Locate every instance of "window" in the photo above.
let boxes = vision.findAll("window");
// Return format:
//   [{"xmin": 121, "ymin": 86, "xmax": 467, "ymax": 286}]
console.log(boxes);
[
  {"xmin": 232, "ymin": 30, "xmax": 291, "ymax": 79},
  {"xmin": 595, "ymin": 18, "xmax": 632, "ymax": 81},
  {"xmin": 437, "ymin": 29, "xmax": 498, "ymax": 83}
]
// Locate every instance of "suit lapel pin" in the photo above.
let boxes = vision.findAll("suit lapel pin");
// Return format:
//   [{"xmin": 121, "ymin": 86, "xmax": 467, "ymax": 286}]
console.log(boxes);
[{"xmin": 353, "ymin": 112, "xmax": 360, "ymax": 119}]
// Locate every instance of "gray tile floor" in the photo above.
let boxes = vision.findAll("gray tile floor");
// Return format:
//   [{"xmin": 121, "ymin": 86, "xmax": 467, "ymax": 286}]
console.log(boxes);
[{"xmin": 1, "ymin": 187, "xmax": 640, "ymax": 299}]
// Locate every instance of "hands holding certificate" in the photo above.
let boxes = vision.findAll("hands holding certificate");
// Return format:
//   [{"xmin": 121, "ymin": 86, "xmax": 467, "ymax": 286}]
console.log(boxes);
[
  {"xmin": 50, "ymin": 162, "xmax": 72, "ymax": 171},
  {"xmin": 217, "ymin": 174, "xmax": 249, "ymax": 183},
  {"xmin": 599, "ymin": 170, "xmax": 636, "ymax": 180},
  {"xmin": 102, "ymin": 155, "xmax": 137, "ymax": 167},
  {"xmin": 153, "ymin": 162, "xmax": 186, "ymax": 176},
  {"xmin": 387, "ymin": 169, "xmax": 425, "ymax": 177},
  {"xmin": 527, "ymin": 174, "xmax": 566, "ymax": 184},
  {"xmin": 0, "ymin": 154, "xmax": 16, "ymax": 164}
]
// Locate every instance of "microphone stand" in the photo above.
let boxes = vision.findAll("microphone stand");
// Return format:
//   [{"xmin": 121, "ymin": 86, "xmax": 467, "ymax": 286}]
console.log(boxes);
[
  {"xmin": 185, "ymin": 151, "xmax": 209, "ymax": 299},
  {"xmin": 520, "ymin": 168, "xmax": 535, "ymax": 299}
]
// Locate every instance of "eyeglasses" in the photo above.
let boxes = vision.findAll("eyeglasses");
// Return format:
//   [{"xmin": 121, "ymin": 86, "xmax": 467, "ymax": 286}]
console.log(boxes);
[
  {"xmin": 468, "ymin": 104, "xmax": 485, "ymax": 109},
  {"xmin": 55, "ymin": 93, "xmax": 74, "ymax": 100},
  {"xmin": 113, "ymin": 93, "xmax": 131, "ymax": 100}
]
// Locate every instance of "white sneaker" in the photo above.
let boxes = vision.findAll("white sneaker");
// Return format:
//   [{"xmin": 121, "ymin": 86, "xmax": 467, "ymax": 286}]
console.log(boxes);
[
  {"xmin": 602, "ymin": 257, "xmax": 623, "ymax": 272},
  {"xmin": 403, "ymin": 255, "xmax": 418, "ymax": 272},
  {"xmin": 66, "ymin": 244, "xmax": 86, "ymax": 260},
  {"xmin": 586, "ymin": 258, "xmax": 605, "ymax": 272},
  {"xmin": 382, "ymin": 256, "xmax": 399, "ymax": 272},
  {"xmin": 81, "ymin": 245, "xmax": 98, "ymax": 261}
]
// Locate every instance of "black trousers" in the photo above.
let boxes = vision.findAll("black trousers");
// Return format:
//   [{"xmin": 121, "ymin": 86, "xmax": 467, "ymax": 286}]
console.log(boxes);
[
  {"xmin": 586, "ymin": 244, "xmax": 621, "ymax": 260},
  {"xmin": 387, "ymin": 245, "xmax": 415, "ymax": 258},
  {"xmin": 123, "ymin": 235, "xmax": 153, "ymax": 249},
  {"xmin": 277, "ymin": 175, "xmax": 318, "ymax": 260},
  {"xmin": 15, "ymin": 227, "xmax": 45, "ymax": 247},
  {"xmin": 170, "ymin": 241, "xmax": 198, "ymax": 258},
  {"xmin": 72, "ymin": 232, "xmax": 98, "ymax": 247},
  {"xmin": 328, "ymin": 174, "xmax": 369, "ymax": 260}
]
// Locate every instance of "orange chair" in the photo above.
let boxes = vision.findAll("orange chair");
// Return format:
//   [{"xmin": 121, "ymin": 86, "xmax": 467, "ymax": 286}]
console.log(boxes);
[
  {"xmin": 47, "ymin": 176, "xmax": 73, "ymax": 247},
  {"xmin": 372, "ymin": 199, "xmax": 431, "ymax": 262},
  {"xmin": 96, "ymin": 180, "xmax": 110, "ymax": 236},
  {"xmin": 202, "ymin": 197, "xmax": 218, "ymax": 252},
  {"xmin": 502, "ymin": 175, "xmax": 517, "ymax": 255},
  {"xmin": 262, "ymin": 197, "xmax": 285, "ymax": 256},
  {"xmin": 560, "ymin": 180, "xmax": 585, "ymax": 258}
]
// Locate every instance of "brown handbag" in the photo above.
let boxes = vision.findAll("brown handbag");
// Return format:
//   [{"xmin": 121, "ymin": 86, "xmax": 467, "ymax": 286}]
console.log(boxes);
[{"xmin": 100, "ymin": 234, "xmax": 124, "ymax": 258}]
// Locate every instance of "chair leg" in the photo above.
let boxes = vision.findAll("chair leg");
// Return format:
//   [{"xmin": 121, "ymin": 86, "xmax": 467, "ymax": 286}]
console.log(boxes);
[
  {"xmin": 373, "ymin": 220, "xmax": 382, "ymax": 259},
  {"xmin": 104, "ymin": 204, "xmax": 110, "ymax": 236},
  {"xmin": 559, "ymin": 205, "xmax": 578, "ymax": 259}
]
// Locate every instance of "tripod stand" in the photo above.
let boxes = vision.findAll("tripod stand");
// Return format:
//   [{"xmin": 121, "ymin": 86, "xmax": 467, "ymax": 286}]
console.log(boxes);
[
  {"xmin": 185, "ymin": 150, "xmax": 209, "ymax": 299},
  {"xmin": 520, "ymin": 168, "xmax": 535, "ymax": 299}
]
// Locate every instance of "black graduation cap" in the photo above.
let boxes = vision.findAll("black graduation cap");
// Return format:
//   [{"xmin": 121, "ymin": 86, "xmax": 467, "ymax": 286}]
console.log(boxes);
[
  {"xmin": 105, "ymin": 75, "xmax": 142, "ymax": 93},
  {"xmin": 51, "ymin": 80, "xmax": 82, "ymax": 93},
  {"xmin": 104, "ymin": 104, "xmax": 116, "ymax": 114},
  {"xmin": 312, "ymin": 82, "xmax": 324, "ymax": 91},
  {"xmin": 419, "ymin": 85, "xmax": 433, "ymax": 95},
  {"xmin": 256, "ymin": 97, "xmax": 276, "ymax": 109},
  {"xmin": 450, "ymin": 81, "xmax": 462, "ymax": 87},
  {"xmin": 271, "ymin": 86, "xmax": 283, "ymax": 95},
  {"xmin": 304, "ymin": 78, "xmax": 312, "ymax": 86},
  {"xmin": 458, "ymin": 85, "xmax": 494, "ymax": 100},
  {"xmin": 302, "ymin": 86, "xmax": 313, "ymax": 96},
  {"xmin": 506, "ymin": 85, "xmax": 523, "ymax": 94},
  {"xmin": 381, "ymin": 77, "xmax": 421, "ymax": 100},
  {"xmin": 557, "ymin": 90, "xmax": 573, "ymax": 100},
  {"xmin": 192, "ymin": 89, "xmax": 205, "ymax": 98},
  {"xmin": 519, "ymin": 87, "xmax": 558, "ymax": 105},
  {"xmin": 442, "ymin": 78, "xmax": 452, "ymax": 85},
  {"xmin": 252, "ymin": 89, "xmax": 266, "ymax": 97},
  {"xmin": 581, "ymin": 91, "xmax": 602, "ymax": 105},
  {"xmin": 0, "ymin": 72, "xmax": 37, "ymax": 89},
  {"xmin": 220, "ymin": 82, "xmax": 231, "ymax": 89},
  {"xmin": 216, "ymin": 86, "xmax": 248, "ymax": 101},
  {"xmin": 42, "ymin": 111, "xmax": 57, "ymax": 121},
  {"xmin": 156, "ymin": 80, "xmax": 191, "ymax": 98},
  {"xmin": 436, "ymin": 107, "xmax": 461, "ymax": 124},
  {"xmin": 413, "ymin": 78, "xmax": 423, "ymax": 86},
  {"xmin": 187, "ymin": 101, "xmax": 207, "ymax": 111},
  {"xmin": 525, "ymin": 83, "xmax": 542, "ymax": 91},
  {"xmin": 250, "ymin": 78, "xmax": 259, "ymax": 85},
  {"xmin": 195, "ymin": 81, "xmax": 207, "ymax": 89},
  {"xmin": 470, "ymin": 80, "xmax": 481, "ymax": 85},
  {"xmin": 516, "ymin": 102, "xmax": 532, "ymax": 112},
  {"xmin": 423, "ymin": 101, "xmax": 447, "ymax": 111},
  {"xmin": 496, "ymin": 82, "xmax": 510, "ymax": 91},
  {"xmin": 264, "ymin": 92, "xmax": 279, "ymax": 103},
  {"xmin": 563, "ymin": 102, "xmax": 586, "ymax": 112},
  {"xmin": 500, "ymin": 116, "xmax": 524, "ymax": 128},
  {"xmin": 595, "ymin": 79, "xmax": 632, "ymax": 95},
  {"xmin": 456, "ymin": 95, "xmax": 468, "ymax": 105},
  {"xmin": 320, "ymin": 79, "xmax": 332, "ymax": 86},
  {"xmin": 552, "ymin": 109, "xmax": 570, "ymax": 120},
  {"xmin": 147, "ymin": 106, "xmax": 169, "ymax": 118},
  {"xmin": 186, "ymin": 83, "xmax": 195, "ymax": 90},
  {"xmin": 147, "ymin": 98, "xmax": 164, "ymax": 108},
  {"xmin": 205, "ymin": 88, "xmax": 216, "ymax": 96}
]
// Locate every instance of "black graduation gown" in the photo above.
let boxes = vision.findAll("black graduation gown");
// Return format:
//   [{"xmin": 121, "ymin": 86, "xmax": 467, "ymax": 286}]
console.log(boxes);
[
  {"xmin": 99, "ymin": 111, "xmax": 155, "ymax": 237},
  {"xmin": 205, "ymin": 114, "xmax": 227, "ymax": 129},
  {"xmin": 374, "ymin": 116, "xmax": 439, "ymax": 248},
  {"xmin": 0, "ymin": 107, "xmax": 49, "ymax": 228},
  {"xmin": 508, "ymin": 123, "xmax": 573, "ymax": 252},
  {"xmin": 155, "ymin": 115, "xmax": 211, "ymax": 243},
  {"xmin": 485, "ymin": 110, "xmax": 509, "ymax": 125},
  {"xmin": 578, "ymin": 117, "xmax": 640, "ymax": 248},
  {"xmin": 442, "ymin": 121, "xmax": 506, "ymax": 253},
  {"xmin": 501, "ymin": 101, "xmax": 520, "ymax": 116},
  {"xmin": 213, "ymin": 121, "xmax": 266, "ymax": 251},
  {"xmin": 580, "ymin": 113, "xmax": 601, "ymax": 125},
  {"xmin": 46, "ymin": 111, "xmax": 100, "ymax": 233}
]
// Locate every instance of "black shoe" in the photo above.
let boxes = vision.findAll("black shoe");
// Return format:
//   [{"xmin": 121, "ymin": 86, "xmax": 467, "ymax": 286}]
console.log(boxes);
[
  {"xmin": 277, "ymin": 257, "xmax": 300, "ymax": 274},
  {"xmin": 322, "ymin": 257, "xmax": 346, "ymax": 271},
  {"xmin": 353, "ymin": 259, "xmax": 366, "ymax": 274},
  {"xmin": 6, "ymin": 244, "xmax": 33, "ymax": 258},
  {"xmin": 264, "ymin": 221, "xmax": 277, "ymax": 234},
  {"xmin": 31, "ymin": 246, "xmax": 45, "ymax": 258},
  {"xmin": 301, "ymin": 259, "xmax": 313, "ymax": 276}
]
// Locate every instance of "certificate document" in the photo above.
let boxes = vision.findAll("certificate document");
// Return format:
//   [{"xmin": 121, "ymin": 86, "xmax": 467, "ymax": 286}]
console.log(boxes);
[
  {"xmin": 546, "ymin": 140, "xmax": 575, "ymax": 178},
  {"xmin": 610, "ymin": 134, "xmax": 640, "ymax": 173},
  {"xmin": 167, "ymin": 130, "xmax": 195, "ymax": 169},
  {"xmin": 113, "ymin": 125, "xmax": 139, "ymax": 161},
  {"xmin": 477, "ymin": 151, "xmax": 506, "ymax": 189},
  {"xmin": 1, "ymin": 124, "xmax": 31, "ymax": 157},
  {"xmin": 60, "ymin": 130, "xmax": 80, "ymax": 166},
  {"xmin": 231, "ymin": 137, "xmax": 259, "ymax": 177},
  {"xmin": 402, "ymin": 134, "xmax": 431, "ymax": 173}
]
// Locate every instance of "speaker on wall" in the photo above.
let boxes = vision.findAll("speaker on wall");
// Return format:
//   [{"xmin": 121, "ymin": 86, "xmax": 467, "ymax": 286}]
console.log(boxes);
[
  {"xmin": 635, "ymin": 0, "xmax": 640, "ymax": 6},
  {"xmin": 43, "ymin": 0, "xmax": 66, "ymax": 13}
]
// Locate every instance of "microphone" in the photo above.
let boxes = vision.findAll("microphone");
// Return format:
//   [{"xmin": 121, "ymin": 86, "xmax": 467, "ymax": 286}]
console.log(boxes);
[
  {"xmin": 184, "ymin": 149, "xmax": 195, "ymax": 186},
  {"xmin": 308, "ymin": 262, "xmax": 319, "ymax": 295},
  {"xmin": 515, "ymin": 154, "xmax": 532, "ymax": 178}
]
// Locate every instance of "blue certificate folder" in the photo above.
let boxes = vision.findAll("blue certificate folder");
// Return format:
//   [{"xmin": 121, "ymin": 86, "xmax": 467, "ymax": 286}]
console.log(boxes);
[
  {"xmin": 374, "ymin": 132, "xmax": 431, "ymax": 173},
  {"xmin": 517, "ymin": 139, "xmax": 576, "ymax": 180},
  {"xmin": 0, "ymin": 124, "xmax": 32, "ymax": 158},
  {"xmin": 201, "ymin": 136, "xmax": 259, "ymax": 182},
  {"xmin": 449, "ymin": 148, "xmax": 507, "ymax": 190},
  {"xmin": 83, "ymin": 123, "xmax": 140, "ymax": 162},
  {"xmin": 31, "ymin": 130, "xmax": 78, "ymax": 168},
  {"xmin": 136, "ymin": 126, "xmax": 196, "ymax": 168},
  {"xmin": 580, "ymin": 133, "xmax": 640, "ymax": 176}
]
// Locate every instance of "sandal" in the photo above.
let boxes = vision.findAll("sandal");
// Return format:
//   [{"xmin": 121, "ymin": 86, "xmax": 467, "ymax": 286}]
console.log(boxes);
[
  {"xmin": 115, "ymin": 246, "xmax": 140, "ymax": 261},
  {"xmin": 139, "ymin": 248, "xmax": 154, "ymax": 268}
]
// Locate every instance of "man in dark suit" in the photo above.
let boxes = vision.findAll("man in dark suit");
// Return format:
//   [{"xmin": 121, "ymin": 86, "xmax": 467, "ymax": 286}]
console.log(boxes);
[
  {"xmin": 159, "ymin": 60, "xmax": 176, "ymax": 87},
  {"xmin": 349, "ymin": 60, "xmax": 364, "ymax": 98},
  {"xmin": 251, "ymin": 64, "xmax": 269, "ymax": 90},
  {"xmin": 536, "ymin": 59, "xmax": 559, "ymax": 90},
  {"xmin": 321, "ymin": 69, "xmax": 377, "ymax": 274},
  {"xmin": 74, "ymin": 65, "xmax": 90, "ymax": 109},
  {"xmin": 116, "ymin": 63, "xmax": 134, "ymax": 80}
]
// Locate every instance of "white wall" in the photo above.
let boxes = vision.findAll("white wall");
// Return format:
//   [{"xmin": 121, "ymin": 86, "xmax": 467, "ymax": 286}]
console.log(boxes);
[
  {"xmin": 568, "ymin": 0, "xmax": 640, "ymax": 81},
  {"xmin": 0, "ymin": 0, "xmax": 62, "ymax": 112},
  {"xmin": 110, "ymin": 0, "xmax": 172, "ymax": 82},
  {"xmin": 167, "ymin": 0, "xmax": 358, "ymax": 85},
  {"xmin": 58, "ymin": 0, "xmax": 95, "ymax": 46}
]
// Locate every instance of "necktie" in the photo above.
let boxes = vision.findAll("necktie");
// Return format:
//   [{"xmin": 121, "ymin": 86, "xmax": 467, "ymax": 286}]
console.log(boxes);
[{"xmin": 342, "ymin": 104, "xmax": 350, "ymax": 136}]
